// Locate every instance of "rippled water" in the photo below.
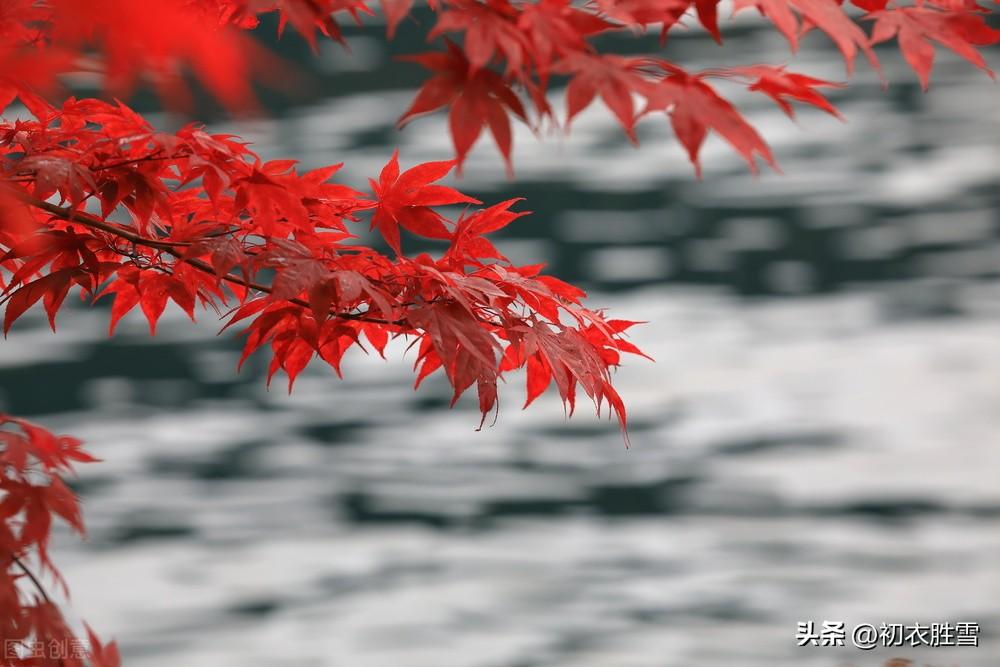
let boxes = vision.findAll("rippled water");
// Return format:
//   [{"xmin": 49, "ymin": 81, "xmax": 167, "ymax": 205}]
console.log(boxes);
[{"xmin": 2, "ymin": 10, "xmax": 1000, "ymax": 667}]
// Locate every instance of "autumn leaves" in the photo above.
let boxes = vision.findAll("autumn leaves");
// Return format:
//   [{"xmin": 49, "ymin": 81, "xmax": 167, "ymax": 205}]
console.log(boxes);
[{"xmin": 1, "ymin": 100, "xmax": 644, "ymax": 438}]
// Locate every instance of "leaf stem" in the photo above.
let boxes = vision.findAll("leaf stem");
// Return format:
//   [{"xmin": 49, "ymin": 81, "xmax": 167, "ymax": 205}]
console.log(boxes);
[
  {"xmin": 11, "ymin": 554, "xmax": 52, "ymax": 604},
  {"xmin": 11, "ymin": 192, "xmax": 406, "ymax": 326}
]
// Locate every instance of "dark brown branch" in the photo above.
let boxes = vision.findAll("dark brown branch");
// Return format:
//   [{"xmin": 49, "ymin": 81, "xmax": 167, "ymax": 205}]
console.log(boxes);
[
  {"xmin": 10, "ymin": 555, "xmax": 68, "ymax": 666},
  {"xmin": 11, "ymin": 554, "xmax": 53, "ymax": 605},
  {"xmin": 87, "ymin": 150, "xmax": 169, "ymax": 172},
  {"xmin": 13, "ymin": 193, "xmax": 406, "ymax": 326}
]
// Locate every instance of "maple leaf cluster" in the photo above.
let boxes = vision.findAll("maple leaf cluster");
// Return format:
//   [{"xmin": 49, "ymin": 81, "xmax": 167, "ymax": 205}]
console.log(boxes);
[
  {"xmin": 0, "ymin": 0, "xmax": 996, "ymax": 663},
  {"xmin": 0, "ymin": 415, "xmax": 119, "ymax": 667},
  {"xmin": 0, "ymin": 90, "xmax": 642, "ymax": 667},
  {"xmin": 0, "ymin": 0, "xmax": 996, "ymax": 172},
  {"xmin": 399, "ymin": 0, "xmax": 998, "ymax": 172},
  {"xmin": 0, "ymin": 98, "xmax": 641, "ymax": 431}
]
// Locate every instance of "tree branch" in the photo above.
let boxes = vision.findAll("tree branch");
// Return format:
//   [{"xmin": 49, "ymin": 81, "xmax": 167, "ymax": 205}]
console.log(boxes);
[
  {"xmin": 12, "ymin": 193, "xmax": 407, "ymax": 326},
  {"xmin": 11, "ymin": 554, "xmax": 53, "ymax": 605},
  {"xmin": 9, "ymin": 554, "xmax": 68, "ymax": 666}
]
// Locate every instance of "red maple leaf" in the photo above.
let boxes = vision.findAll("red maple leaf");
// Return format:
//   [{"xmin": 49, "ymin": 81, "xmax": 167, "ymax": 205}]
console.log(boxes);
[
  {"xmin": 711, "ymin": 65, "xmax": 844, "ymax": 118},
  {"xmin": 446, "ymin": 198, "xmax": 529, "ymax": 264},
  {"xmin": 734, "ymin": 0, "xmax": 879, "ymax": 74},
  {"xmin": 554, "ymin": 53, "xmax": 651, "ymax": 141},
  {"xmin": 867, "ymin": 6, "xmax": 1000, "ymax": 89},
  {"xmin": 516, "ymin": 0, "xmax": 615, "ymax": 75},
  {"xmin": 429, "ymin": 0, "xmax": 531, "ymax": 75},
  {"xmin": 594, "ymin": 0, "xmax": 691, "ymax": 37},
  {"xmin": 643, "ymin": 65, "xmax": 776, "ymax": 176},
  {"xmin": 86, "ymin": 625, "xmax": 122, "ymax": 667},
  {"xmin": 398, "ymin": 40, "xmax": 530, "ymax": 173},
  {"xmin": 369, "ymin": 150, "xmax": 480, "ymax": 255}
]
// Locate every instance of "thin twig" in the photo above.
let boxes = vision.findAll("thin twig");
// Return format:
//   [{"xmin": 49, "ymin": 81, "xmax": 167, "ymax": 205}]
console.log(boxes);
[
  {"xmin": 11, "ymin": 192, "xmax": 407, "ymax": 326},
  {"xmin": 10, "ymin": 555, "xmax": 68, "ymax": 666},
  {"xmin": 88, "ymin": 150, "xmax": 169, "ymax": 172},
  {"xmin": 11, "ymin": 554, "xmax": 53, "ymax": 604}
]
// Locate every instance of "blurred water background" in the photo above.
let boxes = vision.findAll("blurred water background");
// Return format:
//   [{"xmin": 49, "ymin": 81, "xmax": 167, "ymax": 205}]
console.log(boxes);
[{"xmin": 2, "ymin": 7, "xmax": 1000, "ymax": 666}]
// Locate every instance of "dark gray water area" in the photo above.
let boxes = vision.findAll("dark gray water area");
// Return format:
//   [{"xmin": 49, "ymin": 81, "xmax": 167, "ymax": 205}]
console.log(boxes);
[{"xmin": 2, "ymin": 8, "xmax": 999, "ymax": 667}]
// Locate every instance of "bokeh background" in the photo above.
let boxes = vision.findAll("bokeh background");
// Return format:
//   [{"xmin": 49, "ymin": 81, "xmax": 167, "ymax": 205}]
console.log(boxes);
[{"xmin": 2, "ymin": 6, "xmax": 1000, "ymax": 666}]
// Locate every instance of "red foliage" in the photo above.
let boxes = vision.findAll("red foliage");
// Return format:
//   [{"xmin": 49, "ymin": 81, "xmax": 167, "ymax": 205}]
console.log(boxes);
[
  {"xmin": 867, "ymin": 4, "xmax": 1000, "ymax": 89},
  {"xmin": 0, "ymin": 415, "xmax": 115, "ymax": 667},
  {"xmin": 1, "ymin": 0, "xmax": 995, "ymax": 170},
  {"xmin": 0, "ymin": 97, "xmax": 642, "ymax": 431},
  {"xmin": 398, "ymin": 39, "xmax": 530, "ymax": 172},
  {"xmin": 0, "ymin": 0, "xmax": 995, "ymax": 662}
]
